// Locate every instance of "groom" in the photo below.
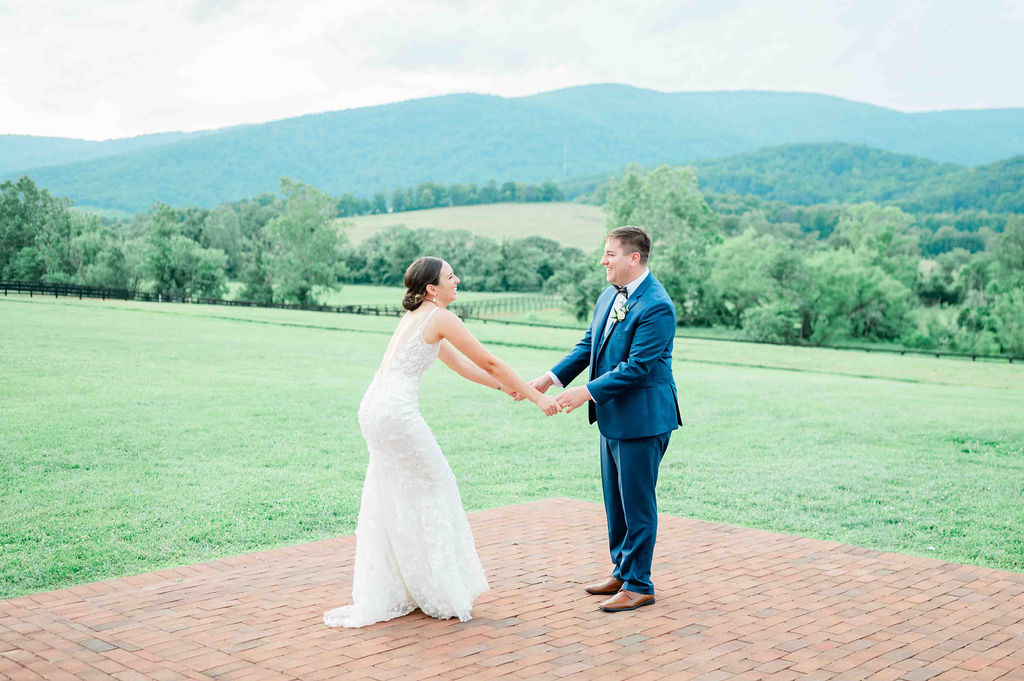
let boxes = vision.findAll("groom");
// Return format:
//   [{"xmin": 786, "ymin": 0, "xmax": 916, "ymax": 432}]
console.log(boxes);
[{"xmin": 530, "ymin": 225, "xmax": 681, "ymax": 612}]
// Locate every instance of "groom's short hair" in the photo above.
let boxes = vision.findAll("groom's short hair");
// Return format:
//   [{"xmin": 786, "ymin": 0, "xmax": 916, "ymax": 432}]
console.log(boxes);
[{"xmin": 607, "ymin": 226, "xmax": 651, "ymax": 264}]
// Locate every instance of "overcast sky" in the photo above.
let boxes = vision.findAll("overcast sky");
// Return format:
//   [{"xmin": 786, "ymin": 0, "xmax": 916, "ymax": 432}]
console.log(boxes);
[{"xmin": 2, "ymin": 0, "xmax": 1021, "ymax": 140}]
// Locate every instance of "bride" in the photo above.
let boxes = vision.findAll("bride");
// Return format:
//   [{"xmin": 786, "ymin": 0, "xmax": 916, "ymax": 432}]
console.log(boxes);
[{"xmin": 324, "ymin": 256, "xmax": 561, "ymax": 628}]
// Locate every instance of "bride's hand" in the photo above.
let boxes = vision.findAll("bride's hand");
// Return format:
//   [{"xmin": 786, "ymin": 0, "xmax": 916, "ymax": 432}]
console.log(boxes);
[{"xmin": 535, "ymin": 394, "xmax": 561, "ymax": 416}]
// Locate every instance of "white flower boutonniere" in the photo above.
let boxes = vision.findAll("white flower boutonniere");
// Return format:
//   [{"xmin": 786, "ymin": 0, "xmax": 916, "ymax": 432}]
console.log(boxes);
[{"xmin": 612, "ymin": 304, "xmax": 629, "ymax": 323}]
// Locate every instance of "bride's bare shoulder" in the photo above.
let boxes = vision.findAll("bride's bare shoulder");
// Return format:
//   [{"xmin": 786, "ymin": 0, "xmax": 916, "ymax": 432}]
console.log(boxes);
[{"xmin": 422, "ymin": 306, "xmax": 462, "ymax": 342}]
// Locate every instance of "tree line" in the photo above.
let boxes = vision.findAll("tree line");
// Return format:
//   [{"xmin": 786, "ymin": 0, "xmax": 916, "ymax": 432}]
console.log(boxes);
[
  {"xmin": 338, "ymin": 179, "xmax": 565, "ymax": 217},
  {"xmin": 0, "ymin": 176, "xmax": 578, "ymax": 305},
  {"xmin": 3, "ymin": 169, "xmax": 1022, "ymax": 356},
  {"xmin": 574, "ymin": 165, "xmax": 1023, "ymax": 356}
]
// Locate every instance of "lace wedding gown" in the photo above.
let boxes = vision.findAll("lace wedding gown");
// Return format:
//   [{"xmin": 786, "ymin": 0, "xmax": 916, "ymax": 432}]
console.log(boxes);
[{"xmin": 324, "ymin": 308, "xmax": 488, "ymax": 628}]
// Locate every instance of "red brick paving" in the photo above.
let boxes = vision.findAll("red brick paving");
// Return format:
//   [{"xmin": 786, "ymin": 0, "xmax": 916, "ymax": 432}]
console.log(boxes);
[{"xmin": 2, "ymin": 498, "xmax": 1023, "ymax": 680}]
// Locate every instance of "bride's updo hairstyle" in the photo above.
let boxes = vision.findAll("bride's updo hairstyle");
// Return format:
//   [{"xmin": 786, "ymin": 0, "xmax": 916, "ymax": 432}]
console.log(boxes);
[{"xmin": 402, "ymin": 256, "xmax": 444, "ymax": 311}]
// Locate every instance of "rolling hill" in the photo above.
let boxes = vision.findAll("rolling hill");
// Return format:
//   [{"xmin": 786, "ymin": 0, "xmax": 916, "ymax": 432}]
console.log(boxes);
[
  {"xmin": 686, "ymin": 143, "xmax": 1024, "ymax": 213},
  {"xmin": 894, "ymin": 154, "xmax": 1024, "ymax": 213},
  {"xmin": 5, "ymin": 84, "xmax": 1024, "ymax": 213},
  {"xmin": 691, "ymin": 143, "xmax": 959, "ymax": 205},
  {"xmin": 0, "ymin": 130, "xmax": 211, "ymax": 177}
]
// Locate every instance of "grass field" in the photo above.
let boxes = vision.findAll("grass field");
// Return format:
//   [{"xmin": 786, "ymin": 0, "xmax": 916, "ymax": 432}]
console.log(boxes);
[
  {"xmin": 343, "ymin": 202, "xmax": 607, "ymax": 249},
  {"xmin": 2, "ymin": 294, "xmax": 1023, "ymax": 600}
]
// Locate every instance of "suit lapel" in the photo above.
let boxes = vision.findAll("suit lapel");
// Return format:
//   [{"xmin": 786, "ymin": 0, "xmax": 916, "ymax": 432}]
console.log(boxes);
[
  {"xmin": 596, "ymin": 274, "xmax": 656, "ymax": 359},
  {"xmin": 591, "ymin": 288, "xmax": 617, "ymax": 371}
]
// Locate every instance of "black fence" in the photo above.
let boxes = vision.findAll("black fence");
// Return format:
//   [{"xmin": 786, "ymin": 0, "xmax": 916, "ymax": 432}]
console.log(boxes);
[
  {"xmin": 3, "ymin": 280, "xmax": 1021, "ymax": 363},
  {"xmin": 672, "ymin": 332, "xmax": 1022, "ymax": 363},
  {"xmin": 0, "ymin": 280, "xmax": 561, "ymax": 321}
]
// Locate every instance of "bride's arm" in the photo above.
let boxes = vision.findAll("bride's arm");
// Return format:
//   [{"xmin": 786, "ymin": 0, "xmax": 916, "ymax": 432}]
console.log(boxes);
[
  {"xmin": 429, "ymin": 310, "xmax": 559, "ymax": 414},
  {"xmin": 437, "ymin": 340, "xmax": 510, "ymax": 394}
]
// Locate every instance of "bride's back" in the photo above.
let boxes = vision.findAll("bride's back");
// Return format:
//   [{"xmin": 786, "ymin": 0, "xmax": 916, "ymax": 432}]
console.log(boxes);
[{"xmin": 375, "ymin": 307, "xmax": 440, "ymax": 379}]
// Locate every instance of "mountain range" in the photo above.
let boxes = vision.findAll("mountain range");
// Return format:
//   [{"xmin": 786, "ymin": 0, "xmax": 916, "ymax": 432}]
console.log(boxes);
[{"xmin": 3, "ymin": 84, "xmax": 1024, "ymax": 213}]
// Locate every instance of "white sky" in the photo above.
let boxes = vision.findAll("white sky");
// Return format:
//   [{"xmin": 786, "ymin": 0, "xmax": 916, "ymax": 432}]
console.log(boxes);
[{"xmin": 1, "ymin": 0, "xmax": 1021, "ymax": 140}]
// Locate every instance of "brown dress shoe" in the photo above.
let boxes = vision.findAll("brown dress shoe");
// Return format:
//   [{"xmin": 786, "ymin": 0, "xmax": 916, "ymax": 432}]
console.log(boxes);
[
  {"xmin": 599, "ymin": 589, "xmax": 655, "ymax": 612},
  {"xmin": 584, "ymin": 576, "xmax": 624, "ymax": 595}
]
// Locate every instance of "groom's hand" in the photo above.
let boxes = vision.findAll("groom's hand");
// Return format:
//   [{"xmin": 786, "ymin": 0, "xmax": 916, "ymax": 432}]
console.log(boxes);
[
  {"xmin": 516, "ymin": 374, "xmax": 553, "ymax": 401},
  {"xmin": 556, "ymin": 386, "xmax": 592, "ymax": 413}
]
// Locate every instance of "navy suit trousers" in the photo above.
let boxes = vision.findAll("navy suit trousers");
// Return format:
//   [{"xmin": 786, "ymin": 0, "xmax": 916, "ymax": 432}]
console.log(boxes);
[{"xmin": 600, "ymin": 431, "xmax": 671, "ymax": 595}]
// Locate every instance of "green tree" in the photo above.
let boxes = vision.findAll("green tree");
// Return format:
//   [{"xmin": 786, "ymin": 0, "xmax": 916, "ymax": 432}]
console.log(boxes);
[
  {"xmin": 391, "ymin": 187, "xmax": 412, "ymax": 213},
  {"xmin": 500, "ymin": 181, "xmax": 517, "ymax": 202},
  {"xmin": 266, "ymin": 178, "xmax": 348, "ymax": 304},
  {"xmin": 337, "ymin": 193, "xmax": 369, "ymax": 217},
  {"xmin": 240, "ymin": 243, "xmax": 274, "ymax": 303},
  {"xmin": 801, "ymin": 249, "xmax": 914, "ymax": 343},
  {"xmin": 0, "ymin": 177, "xmax": 72, "ymax": 281},
  {"xmin": 537, "ymin": 180, "xmax": 565, "ymax": 202},
  {"xmin": 828, "ymin": 203, "xmax": 921, "ymax": 287},
  {"xmin": 144, "ymin": 203, "xmax": 228, "ymax": 298},
  {"xmin": 59, "ymin": 212, "xmax": 135, "ymax": 290},
  {"xmin": 740, "ymin": 299, "xmax": 804, "ymax": 344},
  {"xmin": 989, "ymin": 216, "xmax": 1024, "ymax": 293},
  {"xmin": 549, "ymin": 252, "xmax": 606, "ymax": 321},
  {"xmin": 705, "ymin": 230, "xmax": 785, "ymax": 326},
  {"xmin": 201, "ymin": 205, "xmax": 245, "ymax": 277},
  {"xmin": 448, "ymin": 183, "xmax": 477, "ymax": 206},
  {"xmin": 349, "ymin": 226, "xmax": 425, "ymax": 286},
  {"xmin": 5, "ymin": 247, "xmax": 45, "ymax": 280},
  {"xmin": 76, "ymin": 229, "xmax": 133, "ymax": 290},
  {"xmin": 478, "ymin": 181, "xmax": 500, "ymax": 204},
  {"xmin": 989, "ymin": 289, "xmax": 1024, "ymax": 356},
  {"xmin": 604, "ymin": 164, "xmax": 721, "ymax": 324}
]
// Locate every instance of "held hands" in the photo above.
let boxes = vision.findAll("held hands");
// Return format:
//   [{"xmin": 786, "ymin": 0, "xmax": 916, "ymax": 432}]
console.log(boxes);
[
  {"xmin": 508, "ymin": 374, "xmax": 591, "ymax": 416},
  {"xmin": 497, "ymin": 376, "xmax": 557, "ymax": 415},
  {"xmin": 524, "ymin": 373, "xmax": 561, "ymax": 415},
  {"xmin": 514, "ymin": 374, "xmax": 552, "ymax": 402},
  {"xmin": 535, "ymin": 394, "xmax": 561, "ymax": 416}
]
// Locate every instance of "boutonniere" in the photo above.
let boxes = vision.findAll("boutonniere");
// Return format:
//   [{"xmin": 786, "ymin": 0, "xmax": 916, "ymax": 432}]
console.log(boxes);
[{"xmin": 612, "ymin": 304, "xmax": 629, "ymax": 323}]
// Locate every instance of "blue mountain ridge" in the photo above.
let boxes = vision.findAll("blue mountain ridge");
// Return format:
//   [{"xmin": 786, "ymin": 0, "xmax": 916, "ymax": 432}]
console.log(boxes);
[{"xmin": 4, "ymin": 84, "xmax": 1023, "ymax": 212}]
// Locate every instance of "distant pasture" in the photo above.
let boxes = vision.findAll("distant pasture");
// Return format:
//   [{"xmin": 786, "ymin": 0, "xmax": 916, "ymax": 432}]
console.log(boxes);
[{"xmin": 343, "ymin": 202, "xmax": 607, "ymax": 250}]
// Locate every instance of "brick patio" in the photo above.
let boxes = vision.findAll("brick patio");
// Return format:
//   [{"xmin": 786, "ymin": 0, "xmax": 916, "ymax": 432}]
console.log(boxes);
[{"xmin": 2, "ymin": 498, "xmax": 1023, "ymax": 681}]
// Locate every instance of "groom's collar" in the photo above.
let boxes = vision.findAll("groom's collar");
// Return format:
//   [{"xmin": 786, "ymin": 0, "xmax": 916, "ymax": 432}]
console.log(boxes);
[{"xmin": 619, "ymin": 268, "xmax": 649, "ymax": 298}]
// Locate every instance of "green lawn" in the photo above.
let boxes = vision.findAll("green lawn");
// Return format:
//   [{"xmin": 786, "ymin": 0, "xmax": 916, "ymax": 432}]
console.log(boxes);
[
  {"xmin": 343, "ymin": 202, "xmax": 607, "ymax": 249},
  {"xmin": 2, "ymin": 294, "xmax": 1023, "ymax": 600}
]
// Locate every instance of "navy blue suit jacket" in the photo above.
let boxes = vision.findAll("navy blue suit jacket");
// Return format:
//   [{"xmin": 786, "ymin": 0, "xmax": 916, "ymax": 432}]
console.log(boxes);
[{"xmin": 552, "ymin": 273, "xmax": 682, "ymax": 440}]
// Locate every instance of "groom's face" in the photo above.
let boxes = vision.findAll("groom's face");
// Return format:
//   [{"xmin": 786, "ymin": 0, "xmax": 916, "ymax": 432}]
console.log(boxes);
[{"xmin": 601, "ymin": 238, "xmax": 638, "ymax": 286}]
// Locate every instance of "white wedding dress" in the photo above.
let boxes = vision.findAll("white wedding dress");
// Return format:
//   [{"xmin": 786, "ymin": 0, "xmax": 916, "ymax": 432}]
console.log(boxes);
[{"xmin": 324, "ymin": 307, "xmax": 488, "ymax": 628}]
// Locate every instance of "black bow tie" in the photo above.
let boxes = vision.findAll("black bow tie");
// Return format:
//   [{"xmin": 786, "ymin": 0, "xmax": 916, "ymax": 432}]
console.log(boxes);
[{"xmin": 614, "ymin": 285, "xmax": 628, "ymax": 297}]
